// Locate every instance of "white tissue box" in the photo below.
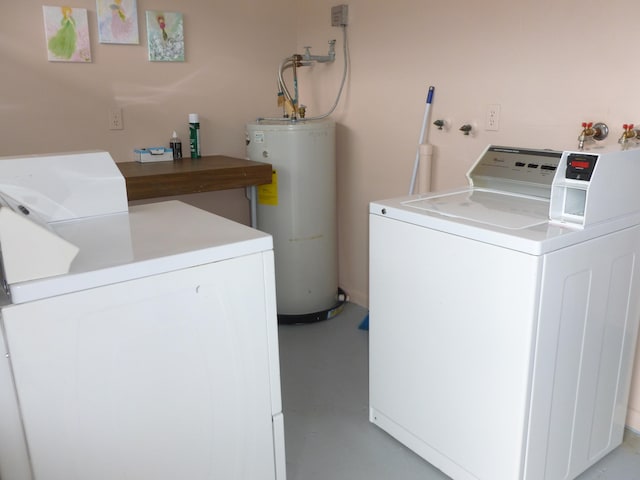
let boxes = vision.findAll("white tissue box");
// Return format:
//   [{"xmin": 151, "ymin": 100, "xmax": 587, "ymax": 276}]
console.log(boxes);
[{"xmin": 134, "ymin": 147, "xmax": 173, "ymax": 163}]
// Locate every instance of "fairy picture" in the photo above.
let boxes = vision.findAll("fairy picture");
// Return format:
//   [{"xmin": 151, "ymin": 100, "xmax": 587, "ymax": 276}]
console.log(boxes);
[
  {"xmin": 43, "ymin": 6, "xmax": 91, "ymax": 62},
  {"xmin": 146, "ymin": 11, "xmax": 184, "ymax": 62},
  {"xmin": 97, "ymin": 0, "xmax": 139, "ymax": 44}
]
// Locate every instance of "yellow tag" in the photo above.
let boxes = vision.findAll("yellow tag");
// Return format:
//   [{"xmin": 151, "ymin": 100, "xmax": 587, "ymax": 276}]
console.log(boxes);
[{"xmin": 258, "ymin": 170, "xmax": 278, "ymax": 206}]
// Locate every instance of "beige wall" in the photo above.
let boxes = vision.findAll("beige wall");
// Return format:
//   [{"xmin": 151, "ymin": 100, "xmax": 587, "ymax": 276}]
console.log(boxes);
[{"xmin": 2, "ymin": 0, "xmax": 640, "ymax": 430}]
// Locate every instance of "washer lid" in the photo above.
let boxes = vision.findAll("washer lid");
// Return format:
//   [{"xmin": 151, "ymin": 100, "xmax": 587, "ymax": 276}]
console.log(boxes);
[
  {"xmin": 370, "ymin": 188, "xmax": 597, "ymax": 255},
  {"xmin": 402, "ymin": 188, "xmax": 550, "ymax": 230}
]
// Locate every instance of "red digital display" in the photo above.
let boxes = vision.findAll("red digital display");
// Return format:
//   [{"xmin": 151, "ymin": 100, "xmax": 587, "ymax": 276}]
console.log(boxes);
[
  {"xmin": 571, "ymin": 160, "xmax": 591, "ymax": 169},
  {"xmin": 566, "ymin": 153, "xmax": 597, "ymax": 180}
]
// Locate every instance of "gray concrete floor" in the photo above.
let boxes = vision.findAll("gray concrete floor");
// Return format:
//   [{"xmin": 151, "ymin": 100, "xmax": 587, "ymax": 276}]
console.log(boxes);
[{"xmin": 278, "ymin": 302, "xmax": 640, "ymax": 480}]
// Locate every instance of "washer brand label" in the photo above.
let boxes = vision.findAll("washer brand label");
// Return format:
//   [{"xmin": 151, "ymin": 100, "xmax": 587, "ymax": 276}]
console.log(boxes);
[{"xmin": 253, "ymin": 131, "xmax": 265, "ymax": 143}]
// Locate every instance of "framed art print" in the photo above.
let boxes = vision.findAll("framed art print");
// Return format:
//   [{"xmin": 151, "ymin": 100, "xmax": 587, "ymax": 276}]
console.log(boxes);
[
  {"xmin": 43, "ymin": 6, "xmax": 91, "ymax": 62},
  {"xmin": 97, "ymin": 0, "xmax": 139, "ymax": 44},
  {"xmin": 146, "ymin": 11, "xmax": 184, "ymax": 62}
]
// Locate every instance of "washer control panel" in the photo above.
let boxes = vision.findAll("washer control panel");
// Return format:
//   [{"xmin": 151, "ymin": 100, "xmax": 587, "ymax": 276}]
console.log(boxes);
[{"xmin": 469, "ymin": 145, "xmax": 563, "ymax": 198}]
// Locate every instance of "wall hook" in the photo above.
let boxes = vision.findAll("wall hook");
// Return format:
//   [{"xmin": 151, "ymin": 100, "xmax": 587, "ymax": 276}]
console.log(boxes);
[
  {"xmin": 459, "ymin": 124, "xmax": 472, "ymax": 135},
  {"xmin": 433, "ymin": 119, "xmax": 445, "ymax": 130}
]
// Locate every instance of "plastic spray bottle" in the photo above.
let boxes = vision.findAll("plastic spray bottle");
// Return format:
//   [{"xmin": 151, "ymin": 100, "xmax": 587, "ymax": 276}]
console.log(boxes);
[
  {"xmin": 170, "ymin": 131, "xmax": 182, "ymax": 160},
  {"xmin": 189, "ymin": 114, "xmax": 201, "ymax": 158}
]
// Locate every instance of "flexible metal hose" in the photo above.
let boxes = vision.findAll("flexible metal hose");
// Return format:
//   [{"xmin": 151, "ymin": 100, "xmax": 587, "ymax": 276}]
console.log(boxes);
[{"xmin": 258, "ymin": 25, "xmax": 349, "ymax": 123}]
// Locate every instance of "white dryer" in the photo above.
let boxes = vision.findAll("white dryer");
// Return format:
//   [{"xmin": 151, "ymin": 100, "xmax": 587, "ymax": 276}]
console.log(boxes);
[
  {"xmin": 0, "ymin": 152, "xmax": 286, "ymax": 480},
  {"xmin": 369, "ymin": 145, "xmax": 640, "ymax": 480}
]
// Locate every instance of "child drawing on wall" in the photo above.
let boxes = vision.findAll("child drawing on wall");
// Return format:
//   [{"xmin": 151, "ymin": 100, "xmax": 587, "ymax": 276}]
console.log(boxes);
[
  {"xmin": 156, "ymin": 14, "xmax": 168, "ymax": 41},
  {"xmin": 47, "ymin": 6, "xmax": 76, "ymax": 59},
  {"xmin": 43, "ymin": 5, "xmax": 91, "ymax": 62},
  {"xmin": 146, "ymin": 11, "xmax": 184, "ymax": 62},
  {"xmin": 109, "ymin": 1, "xmax": 133, "ymax": 39},
  {"xmin": 97, "ymin": 0, "xmax": 139, "ymax": 44}
]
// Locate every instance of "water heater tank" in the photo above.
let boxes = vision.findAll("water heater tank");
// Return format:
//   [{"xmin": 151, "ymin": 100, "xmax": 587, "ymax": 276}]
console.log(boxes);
[{"xmin": 246, "ymin": 120, "xmax": 337, "ymax": 320}]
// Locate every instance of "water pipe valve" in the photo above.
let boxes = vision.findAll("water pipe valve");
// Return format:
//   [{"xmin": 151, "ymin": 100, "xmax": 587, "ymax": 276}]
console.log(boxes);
[
  {"xmin": 577, "ymin": 121, "xmax": 608, "ymax": 150},
  {"xmin": 459, "ymin": 124, "xmax": 472, "ymax": 136},
  {"xmin": 619, "ymin": 123, "xmax": 638, "ymax": 148},
  {"xmin": 578, "ymin": 122, "xmax": 593, "ymax": 150},
  {"xmin": 302, "ymin": 40, "xmax": 336, "ymax": 63}
]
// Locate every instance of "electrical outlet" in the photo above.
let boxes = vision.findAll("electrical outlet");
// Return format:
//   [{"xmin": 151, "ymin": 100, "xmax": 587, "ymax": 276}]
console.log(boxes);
[
  {"xmin": 331, "ymin": 5, "xmax": 348, "ymax": 26},
  {"xmin": 486, "ymin": 104, "xmax": 500, "ymax": 131},
  {"xmin": 108, "ymin": 107, "xmax": 123, "ymax": 130}
]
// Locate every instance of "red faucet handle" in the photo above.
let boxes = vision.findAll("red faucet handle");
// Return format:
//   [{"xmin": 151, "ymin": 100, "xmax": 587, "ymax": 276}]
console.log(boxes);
[
  {"xmin": 582, "ymin": 122, "xmax": 588, "ymax": 128},
  {"xmin": 587, "ymin": 122, "xmax": 593, "ymax": 128},
  {"xmin": 630, "ymin": 124, "xmax": 635, "ymax": 131},
  {"xmin": 623, "ymin": 124, "xmax": 629, "ymax": 130}
]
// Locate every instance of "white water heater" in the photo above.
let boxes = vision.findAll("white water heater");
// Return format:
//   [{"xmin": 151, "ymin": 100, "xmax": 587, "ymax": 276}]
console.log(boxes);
[{"xmin": 246, "ymin": 120, "xmax": 337, "ymax": 320}]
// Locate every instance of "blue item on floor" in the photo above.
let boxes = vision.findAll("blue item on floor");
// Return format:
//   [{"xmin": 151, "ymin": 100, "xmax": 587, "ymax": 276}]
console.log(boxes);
[{"xmin": 358, "ymin": 314, "xmax": 369, "ymax": 330}]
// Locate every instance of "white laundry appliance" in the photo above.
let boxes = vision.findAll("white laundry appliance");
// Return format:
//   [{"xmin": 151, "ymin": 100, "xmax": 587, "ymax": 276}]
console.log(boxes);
[
  {"xmin": 369, "ymin": 145, "xmax": 640, "ymax": 480},
  {"xmin": 0, "ymin": 151, "xmax": 286, "ymax": 480}
]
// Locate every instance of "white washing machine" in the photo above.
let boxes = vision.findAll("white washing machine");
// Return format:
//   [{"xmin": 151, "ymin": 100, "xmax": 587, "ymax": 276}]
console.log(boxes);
[
  {"xmin": 369, "ymin": 145, "xmax": 640, "ymax": 480},
  {"xmin": 0, "ymin": 152, "xmax": 286, "ymax": 480}
]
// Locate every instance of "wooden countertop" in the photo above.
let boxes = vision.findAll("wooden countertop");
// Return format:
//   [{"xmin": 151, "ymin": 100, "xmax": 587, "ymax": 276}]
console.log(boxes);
[{"xmin": 116, "ymin": 155, "xmax": 272, "ymax": 201}]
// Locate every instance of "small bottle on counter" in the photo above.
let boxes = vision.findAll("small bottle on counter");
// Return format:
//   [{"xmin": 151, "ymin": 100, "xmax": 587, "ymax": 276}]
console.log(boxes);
[
  {"xmin": 170, "ymin": 131, "xmax": 182, "ymax": 160},
  {"xmin": 189, "ymin": 113, "xmax": 201, "ymax": 158}
]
